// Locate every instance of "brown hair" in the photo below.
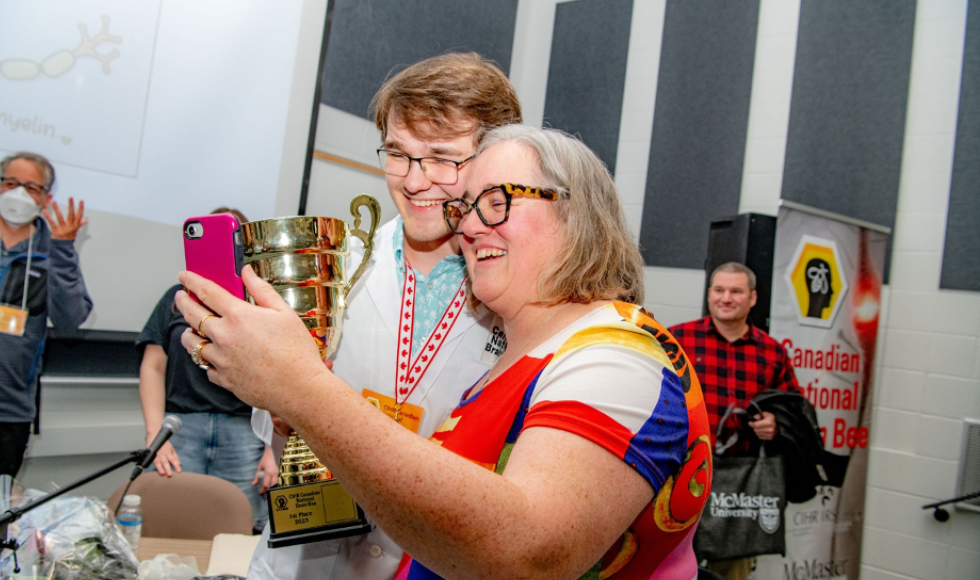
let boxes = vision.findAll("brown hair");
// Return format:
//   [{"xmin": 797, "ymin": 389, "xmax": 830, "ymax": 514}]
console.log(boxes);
[
  {"xmin": 477, "ymin": 125, "xmax": 645, "ymax": 305},
  {"xmin": 710, "ymin": 262, "xmax": 757, "ymax": 291},
  {"xmin": 371, "ymin": 52, "xmax": 522, "ymax": 143},
  {"xmin": 1, "ymin": 151, "xmax": 56, "ymax": 190},
  {"xmin": 211, "ymin": 207, "xmax": 249, "ymax": 224}
]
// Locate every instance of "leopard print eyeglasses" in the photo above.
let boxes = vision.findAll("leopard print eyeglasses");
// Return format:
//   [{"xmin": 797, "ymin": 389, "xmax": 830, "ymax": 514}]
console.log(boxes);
[{"xmin": 442, "ymin": 183, "xmax": 560, "ymax": 234}]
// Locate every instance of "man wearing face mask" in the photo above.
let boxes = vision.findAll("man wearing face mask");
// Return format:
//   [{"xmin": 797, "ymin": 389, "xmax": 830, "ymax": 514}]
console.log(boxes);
[{"xmin": 0, "ymin": 151, "xmax": 92, "ymax": 478}]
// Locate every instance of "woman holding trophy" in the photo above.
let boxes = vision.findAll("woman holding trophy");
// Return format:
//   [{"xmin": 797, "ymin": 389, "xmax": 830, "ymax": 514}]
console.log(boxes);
[{"xmin": 175, "ymin": 125, "xmax": 712, "ymax": 580}]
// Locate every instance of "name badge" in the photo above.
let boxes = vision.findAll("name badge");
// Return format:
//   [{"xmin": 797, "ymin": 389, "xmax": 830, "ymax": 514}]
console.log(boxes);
[
  {"xmin": 481, "ymin": 322, "xmax": 506, "ymax": 365},
  {"xmin": 0, "ymin": 304, "xmax": 28, "ymax": 336},
  {"xmin": 362, "ymin": 388, "xmax": 424, "ymax": 434}
]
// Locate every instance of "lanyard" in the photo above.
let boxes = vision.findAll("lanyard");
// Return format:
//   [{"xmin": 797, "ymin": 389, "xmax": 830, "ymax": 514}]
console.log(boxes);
[{"xmin": 395, "ymin": 258, "xmax": 466, "ymax": 405}]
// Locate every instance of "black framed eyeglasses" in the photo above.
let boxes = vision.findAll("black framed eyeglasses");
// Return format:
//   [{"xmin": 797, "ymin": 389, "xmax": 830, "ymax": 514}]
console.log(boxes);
[
  {"xmin": 442, "ymin": 183, "xmax": 561, "ymax": 234},
  {"xmin": 1, "ymin": 177, "xmax": 49, "ymax": 197},
  {"xmin": 376, "ymin": 149, "xmax": 475, "ymax": 185}
]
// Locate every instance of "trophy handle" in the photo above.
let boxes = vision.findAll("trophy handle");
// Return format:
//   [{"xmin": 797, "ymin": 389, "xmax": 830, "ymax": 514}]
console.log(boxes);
[{"xmin": 346, "ymin": 194, "xmax": 382, "ymax": 297}]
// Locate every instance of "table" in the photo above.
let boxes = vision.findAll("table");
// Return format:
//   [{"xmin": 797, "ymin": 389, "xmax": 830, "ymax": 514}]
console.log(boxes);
[{"xmin": 137, "ymin": 536, "xmax": 213, "ymax": 572}]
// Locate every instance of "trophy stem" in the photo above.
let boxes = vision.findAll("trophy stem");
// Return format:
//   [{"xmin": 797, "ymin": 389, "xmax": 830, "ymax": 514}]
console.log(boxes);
[{"xmin": 278, "ymin": 431, "xmax": 332, "ymax": 486}]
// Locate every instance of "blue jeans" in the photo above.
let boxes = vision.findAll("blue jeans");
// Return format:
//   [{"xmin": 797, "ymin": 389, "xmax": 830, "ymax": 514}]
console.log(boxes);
[{"xmin": 165, "ymin": 413, "xmax": 267, "ymax": 530}]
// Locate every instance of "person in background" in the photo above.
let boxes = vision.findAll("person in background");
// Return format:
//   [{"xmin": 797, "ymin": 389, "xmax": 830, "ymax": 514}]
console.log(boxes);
[
  {"xmin": 176, "ymin": 125, "xmax": 712, "ymax": 580},
  {"xmin": 668, "ymin": 262, "xmax": 803, "ymax": 580},
  {"xmin": 0, "ymin": 152, "xmax": 91, "ymax": 479},
  {"xmin": 136, "ymin": 207, "xmax": 277, "ymax": 532},
  {"xmin": 247, "ymin": 52, "xmax": 523, "ymax": 579}
]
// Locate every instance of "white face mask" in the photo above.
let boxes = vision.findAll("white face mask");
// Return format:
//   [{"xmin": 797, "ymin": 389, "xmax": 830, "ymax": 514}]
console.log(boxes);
[{"xmin": 0, "ymin": 186, "xmax": 42, "ymax": 227}]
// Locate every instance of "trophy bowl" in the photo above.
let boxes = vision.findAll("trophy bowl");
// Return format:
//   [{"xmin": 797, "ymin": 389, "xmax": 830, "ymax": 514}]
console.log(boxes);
[{"xmin": 239, "ymin": 195, "xmax": 381, "ymax": 359}]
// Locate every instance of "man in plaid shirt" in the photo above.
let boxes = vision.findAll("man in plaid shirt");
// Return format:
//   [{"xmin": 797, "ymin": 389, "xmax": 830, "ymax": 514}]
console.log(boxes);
[{"xmin": 669, "ymin": 262, "xmax": 802, "ymax": 580}]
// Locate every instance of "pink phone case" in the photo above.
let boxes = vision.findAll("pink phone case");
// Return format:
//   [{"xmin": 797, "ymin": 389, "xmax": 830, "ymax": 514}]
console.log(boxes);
[{"xmin": 183, "ymin": 213, "xmax": 246, "ymax": 301}]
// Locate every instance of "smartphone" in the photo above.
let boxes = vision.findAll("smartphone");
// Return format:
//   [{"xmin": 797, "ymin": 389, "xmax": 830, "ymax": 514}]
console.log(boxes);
[{"xmin": 183, "ymin": 213, "xmax": 246, "ymax": 300}]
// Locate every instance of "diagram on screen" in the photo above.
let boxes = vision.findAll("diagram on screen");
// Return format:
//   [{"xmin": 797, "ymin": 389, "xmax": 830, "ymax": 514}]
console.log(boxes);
[
  {"xmin": 0, "ymin": 1, "xmax": 160, "ymax": 178},
  {"xmin": 1, "ymin": 15, "xmax": 121, "ymax": 80}
]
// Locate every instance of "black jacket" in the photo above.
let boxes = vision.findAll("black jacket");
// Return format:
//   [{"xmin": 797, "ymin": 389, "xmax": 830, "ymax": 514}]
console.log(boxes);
[{"xmin": 751, "ymin": 389, "xmax": 829, "ymax": 503}]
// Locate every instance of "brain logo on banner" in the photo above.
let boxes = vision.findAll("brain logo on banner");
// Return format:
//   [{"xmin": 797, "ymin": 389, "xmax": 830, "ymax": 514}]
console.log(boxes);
[{"xmin": 786, "ymin": 236, "xmax": 848, "ymax": 328}]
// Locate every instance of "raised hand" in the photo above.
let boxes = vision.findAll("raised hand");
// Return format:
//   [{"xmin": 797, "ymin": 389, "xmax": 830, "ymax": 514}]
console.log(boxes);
[{"xmin": 43, "ymin": 197, "xmax": 87, "ymax": 240}]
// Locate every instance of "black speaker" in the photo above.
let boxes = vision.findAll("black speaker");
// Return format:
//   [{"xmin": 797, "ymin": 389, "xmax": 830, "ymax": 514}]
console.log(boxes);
[{"xmin": 702, "ymin": 213, "xmax": 776, "ymax": 333}]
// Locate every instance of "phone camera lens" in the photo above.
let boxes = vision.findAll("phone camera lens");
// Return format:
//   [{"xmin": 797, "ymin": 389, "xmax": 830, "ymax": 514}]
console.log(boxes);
[{"xmin": 185, "ymin": 222, "xmax": 203, "ymax": 239}]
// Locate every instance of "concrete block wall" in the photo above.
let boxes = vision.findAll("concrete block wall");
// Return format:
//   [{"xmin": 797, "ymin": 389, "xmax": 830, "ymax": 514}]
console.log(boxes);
[
  {"xmin": 857, "ymin": 1, "xmax": 980, "ymax": 576},
  {"xmin": 638, "ymin": 2, "xmax": 980, "ymax": 578}
]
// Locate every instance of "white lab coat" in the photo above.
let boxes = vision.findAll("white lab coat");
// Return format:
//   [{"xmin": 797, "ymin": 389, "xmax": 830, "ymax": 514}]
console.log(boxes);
[{"xmin": 248, "ymin": 218, "xmax": 498, "ymax": 579}]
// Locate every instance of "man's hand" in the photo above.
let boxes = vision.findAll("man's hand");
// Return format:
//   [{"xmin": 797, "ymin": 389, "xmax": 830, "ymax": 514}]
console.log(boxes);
[
  {"xmin": 253, "ymin": 445, "xmax": 279, "ymax": 495},
  {"xmin": 152, "ymin": 440, "xmax": 181, "ymax": 477},
  {"xmin": 748, "ymin": 411, "xmax": 778, "ymax": 440},
  {"xmin": 44, "ymin": 197, "xmax": 87, "ymax": 240}
]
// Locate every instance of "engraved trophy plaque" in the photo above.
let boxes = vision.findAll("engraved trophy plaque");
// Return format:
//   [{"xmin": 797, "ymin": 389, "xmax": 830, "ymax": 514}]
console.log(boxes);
[{"xmin": 241, "ymin": 195, "xmax": 381, "ymax": 548}]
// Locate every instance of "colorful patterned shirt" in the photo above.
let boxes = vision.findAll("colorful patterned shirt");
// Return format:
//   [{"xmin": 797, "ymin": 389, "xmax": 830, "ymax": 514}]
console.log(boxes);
[
  {"xmin": 393, "ymin": 222, "xmax": 467, "ymax": 357},
  {"xmin": 397, "ymin": 303, "xmax": 712, "ymax": 580},
  {"xmin": 668, "ymin": 316, "xmax": 802, "ymax": 449}
]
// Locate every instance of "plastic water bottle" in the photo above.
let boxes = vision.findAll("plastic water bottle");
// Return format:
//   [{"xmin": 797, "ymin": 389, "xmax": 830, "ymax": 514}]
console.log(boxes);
[{"xmin": 117, "ymin": 494, "xmax": 143, "ymax": 551}]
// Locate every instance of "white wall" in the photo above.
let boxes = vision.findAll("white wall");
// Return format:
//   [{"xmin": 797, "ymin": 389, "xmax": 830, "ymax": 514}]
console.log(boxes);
[
  {"xmin": 860, "ymin": 1, "xmax": 980, "ymax": 577},
  {"xmin": 19, "ymin": 379, "xmax": 145, "ymax": 500},
  {"xmin": 303, "ymin": 106, "xmax": 391, "ymax": 222}
]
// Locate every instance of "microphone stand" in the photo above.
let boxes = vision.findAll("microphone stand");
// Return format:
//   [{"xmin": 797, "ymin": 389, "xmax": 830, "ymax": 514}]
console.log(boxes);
[{"xmin": 1, "ymin": 448, "xmax": 151, "ymax": 573}]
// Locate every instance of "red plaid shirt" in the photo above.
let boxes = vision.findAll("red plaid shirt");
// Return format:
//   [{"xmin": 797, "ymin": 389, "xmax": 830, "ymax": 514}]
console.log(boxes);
[{"xmin": 668, "ymin": 316, "xmax": 802, "ymax": 450}]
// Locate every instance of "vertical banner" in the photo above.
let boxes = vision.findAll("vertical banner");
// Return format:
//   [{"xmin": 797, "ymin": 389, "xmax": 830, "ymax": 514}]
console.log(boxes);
[{"xmin": 755, "ymin": 203, "xmax": 888, "ymax": 580}]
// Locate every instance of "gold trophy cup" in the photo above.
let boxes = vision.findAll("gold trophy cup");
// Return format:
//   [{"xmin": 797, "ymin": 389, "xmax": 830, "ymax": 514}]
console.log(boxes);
[{"xmin": 241, "ymin": 195, "xmax": 381, "ymax": 548}]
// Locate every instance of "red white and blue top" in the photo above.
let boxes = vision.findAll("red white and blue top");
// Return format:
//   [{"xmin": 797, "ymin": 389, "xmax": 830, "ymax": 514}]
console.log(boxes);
[{"xmin": 396, "ymin": 302, "xmax": 712, "ymax": 580}]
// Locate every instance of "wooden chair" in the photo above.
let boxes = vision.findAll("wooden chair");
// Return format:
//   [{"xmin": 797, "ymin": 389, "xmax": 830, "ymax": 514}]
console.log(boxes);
[{"xmin": 108, "ymin": 471, "xmax": 253, "ymax": 540}]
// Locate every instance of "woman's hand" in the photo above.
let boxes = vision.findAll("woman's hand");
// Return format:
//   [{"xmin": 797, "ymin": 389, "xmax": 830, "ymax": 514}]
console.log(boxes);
[
  {"xmin": 253, "ymin": 445, "xmax": 279, "ymax": 495},
  {"xmin": 152, "ymin": 440, "xmax": 181, "ymax": 477},
  {"xmin": 174, "ymin": 266, "xmax": 328, "ymax": 415}
]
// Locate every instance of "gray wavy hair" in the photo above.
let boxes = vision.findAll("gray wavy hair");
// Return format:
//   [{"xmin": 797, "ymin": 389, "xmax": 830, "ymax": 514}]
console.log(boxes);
[
  {"xmin": 1, "ymin": 151, "xmax": 56, "ymax": 190},
  {"xmin": 476, "ymin": 125, "xmax": 644, "ymax": 305}
]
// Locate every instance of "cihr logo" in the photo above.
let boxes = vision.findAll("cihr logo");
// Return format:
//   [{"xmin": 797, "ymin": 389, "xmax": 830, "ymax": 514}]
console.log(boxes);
[{"xmin": 275, "ymin": 495, "xmax": 289, "ymax": 512}]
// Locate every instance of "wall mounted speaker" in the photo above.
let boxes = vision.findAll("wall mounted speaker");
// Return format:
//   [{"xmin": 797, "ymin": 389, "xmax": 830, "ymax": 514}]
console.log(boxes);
[{"xmin": 702, "ymin": 213, "xmax": 777, "ymax": 333}]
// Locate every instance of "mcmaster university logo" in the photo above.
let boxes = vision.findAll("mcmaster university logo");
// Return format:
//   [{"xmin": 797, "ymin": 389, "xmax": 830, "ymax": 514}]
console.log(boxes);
[
  {"xmin": 709, "ymin": 492, "xmax": 782, "ymax": 534},
  {"xmin": 759, "ymin": 506, "xmax": 781, "ymax": 534}
]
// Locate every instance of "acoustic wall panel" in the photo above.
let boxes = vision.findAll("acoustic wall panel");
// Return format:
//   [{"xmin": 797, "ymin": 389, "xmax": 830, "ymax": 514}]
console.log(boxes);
[
  {"xmin": 781, "ymin": 1, "xmax": 915, "ymax": 231},
  {"xmin": 543, "ymin": 0, "xmax": 633, "ymax": 174},
  {"xmin": 320, "ymin": 0, "xmax": 518, "ymax": 120},
  {"xmin": 941, "ymin": 0, "xmax": 980, "ymax": 291},
  {"xmin": 640, "ymin": 0, "xmax": 760, "ymax": 269}
]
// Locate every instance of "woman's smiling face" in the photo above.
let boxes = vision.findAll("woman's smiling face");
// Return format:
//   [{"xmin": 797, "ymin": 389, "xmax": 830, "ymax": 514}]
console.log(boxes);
[{"xmin": 456, "ymin": 140, "xmax": 565, "ymax": 319}]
